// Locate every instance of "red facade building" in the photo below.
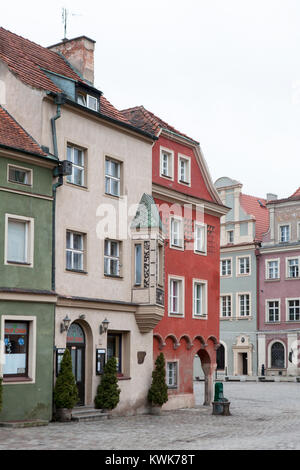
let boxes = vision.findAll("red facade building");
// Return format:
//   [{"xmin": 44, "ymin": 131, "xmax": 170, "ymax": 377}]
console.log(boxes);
[{"xmin": 122, "ymin": 107, "xmax": 228, "ymax": 408}]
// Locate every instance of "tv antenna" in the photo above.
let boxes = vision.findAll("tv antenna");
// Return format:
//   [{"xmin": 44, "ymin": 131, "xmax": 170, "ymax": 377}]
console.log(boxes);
[{"xmin": 62, "ymin": 7, "xmax": 82, "ymax": 40}]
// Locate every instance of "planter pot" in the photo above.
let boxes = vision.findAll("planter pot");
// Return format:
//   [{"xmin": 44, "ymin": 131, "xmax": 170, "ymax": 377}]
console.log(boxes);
[
  {"xmin": 150, "ymin": 405, "xmax": 162, "ymax": 416},
  {"xmin": 56, "ymin": 408, "xmax": 72, "ymax": 422}
]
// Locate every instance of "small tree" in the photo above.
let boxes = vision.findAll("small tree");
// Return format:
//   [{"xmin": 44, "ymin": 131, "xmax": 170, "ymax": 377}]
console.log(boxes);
[
  {"xmin": 54, "ymin": 348, "xmax": 78, "ymax": 409},
  {"xmin": 94, "ymin": 356, "xmax": 120, "ymax": 410},
  {"xmin": 148, "ymin": 353, "xmax": 168, "ymax": 406}
]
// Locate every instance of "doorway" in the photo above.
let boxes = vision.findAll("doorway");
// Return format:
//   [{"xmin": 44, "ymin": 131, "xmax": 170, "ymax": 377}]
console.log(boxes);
[{"xmin": 67, "ymin": 323, "xmax": 85, "ymax": 406}]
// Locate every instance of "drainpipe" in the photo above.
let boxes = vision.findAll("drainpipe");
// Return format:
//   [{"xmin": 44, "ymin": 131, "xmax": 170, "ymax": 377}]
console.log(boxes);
[
  {"xmin": 255, "ymin": 246, "xmax": 261, "ymax": 375},
  {"xmin": 51, "ymin": 93, "xmax": 67, "ymax": 291}
]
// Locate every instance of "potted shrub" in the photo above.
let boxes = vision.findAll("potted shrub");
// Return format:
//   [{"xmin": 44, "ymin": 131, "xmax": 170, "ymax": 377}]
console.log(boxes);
[
  {"xmin": 94, "ymin": 356, "xmax": 120, "ymax": 413},
  {"xmin": 54, "ymin": 348, "xmax": 78, "ymax": 422},
  {"xmin": 148, "ymin": 352, "xmax": 168, "ymax": 415}
]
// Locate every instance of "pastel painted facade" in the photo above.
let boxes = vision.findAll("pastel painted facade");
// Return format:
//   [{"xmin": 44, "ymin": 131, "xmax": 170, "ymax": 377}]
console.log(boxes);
[
  {"xmin": 214, "ymin": 177, "xmax": 269, "ymax": 377},
  {"xmin": 0, "ymin": 106, "xmax": 57, "ymax": 422},
  {"xmin": 0, "ymin": 28, "xmax": 165, "ymax": 416},
  {"xmin": 122, "ymin": 106, "xmax": 228, "ymax": 407},
  {"xmin": 258, "ymin": 189, "xmax": 300, "ymax": 376}
]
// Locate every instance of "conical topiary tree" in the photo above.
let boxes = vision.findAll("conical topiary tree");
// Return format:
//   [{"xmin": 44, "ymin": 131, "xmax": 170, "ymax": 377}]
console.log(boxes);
[
  {"xmin": 94, "ymin": 356, "xmax": 121, "ymax": 410},
  {"xmin": 148, "ymin": 352, "xmax": 168, "ymax": 406},
  {"xmin": 54, "ymin": 348, "xmax": 78, "ymax": 410}
]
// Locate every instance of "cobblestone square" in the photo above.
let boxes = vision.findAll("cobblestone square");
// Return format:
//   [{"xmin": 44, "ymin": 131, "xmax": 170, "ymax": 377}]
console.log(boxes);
[{"xmin": 1, "ymin": 382, "xmax": 300, "ymax": 450}]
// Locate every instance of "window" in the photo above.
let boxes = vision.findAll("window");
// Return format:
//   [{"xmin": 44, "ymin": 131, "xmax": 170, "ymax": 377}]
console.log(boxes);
[
  {"xmin": 287, "ymin": 258, "xmax": 299, "ymax": 278},
  {"xmin": 166, "ymin": 362, "xmax": 178, "ymax": 388},
  {"xmin": 271, "ymin": 342, "xmax": 285, "ymax": 368},
  {"xmin": 193, "ymin": 280, "xmax": 207, "ymax": 317},
  {"xmin": 178, "ymin": 155, "xmax": 190, "ymax": 184},
  {"xmin": 8, "ymin": 165, "xmax": 32, "ymax": 186},
  {"xmin": 107, "ymin": 333, "xmax": 122, "ymax": 373},
  {"xmin": 77, "ymin": 93, "xmax": 99, "ymax": 111},
  {"xmin": 105, "ymin": 158, "xmax": 121, "ymax": 197},
  {"xmin": 104, "ymin": 240, "xmax": 120, "ymax": 277},
  {"xmin": 280, "ymin": 225, "xmax": 290, "ymax": 243},
  {"xmin": 266, "ymin": 259, "xmax": 279, "ymax": 279},
  {"xmin": 227, "ymin": 230, "xmax": 234, "ymax": 243},
  {"xmin": 221, "ymin": 259, "xmax": 232, "ymax": 276},
  {"xmin": 66, "ymin": 231, "xmax": 85, "ymax": 272},
  {"xmin": 4, "ymin": 321, "xmax": 29, "ymax": 377},
  {"xmin": 266, "ymin": 300, "xmax": 280, "ymax": 322},
  {"xmin": 238, "ymin": 256, "xmax": 250, "ymax": 275},
  {"xmin": 157, "ymin": 242, "xmax": 164, "ymax": 287},
  {"xmin": 238, "ymin": 294, "xmax": 250, "ymax": 317},
  {"xmin": 287, "ymin": 299, "xmax": 300, "ymax": 321},
  {"xmin": 220, "ymin": 295, "xmax": 232, "ymax": 317},
  {"xmin": 134, "ymin": 243, "xmax": 142, "ymax": 286},
  {"xmin": 170, "ymin": 217, "xmax": 183, "ymax": 249},
  {"xmin": 5, "ymin": 215, "xmax": 34, "ymax": 266},
  {"xmin": 169, "ymin": 277, "xmax": 184, "ymax": 316},
  {"xmin": 160, "ymin": 148, "xmax": 173, "ymax": 179},
  {"xmin": 67, "ymin": 145, "xmax": 85, "ymax": 186},
  {"xmin": 194, "ymin": 223, "xmax": 207, "ymax": 254}
]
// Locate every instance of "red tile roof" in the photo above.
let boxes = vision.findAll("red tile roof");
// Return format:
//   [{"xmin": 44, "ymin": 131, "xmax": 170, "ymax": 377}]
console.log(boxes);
[
  {"xmin": 289, "ymin": 187, "xmax": 300, "ymax": 199},
  {"xmin": 0, "ymin": 106, "xmax": 47, "ymax": 157},
  {"xmin": 121, "ymin": 106, "xmax": 199, "ymax": 144},
  {"xmin": 0, "ymin": 27, "xmax": 130, "ymax": 125},
  {"xmin": 239, "ymin": 193, "xmax": 269, "ymax": 241}
]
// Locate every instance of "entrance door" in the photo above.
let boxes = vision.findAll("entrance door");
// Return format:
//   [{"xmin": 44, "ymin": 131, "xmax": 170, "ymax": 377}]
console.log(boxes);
[
  {"xmin": 67, "ymin": 323, "xmax": 85, "ymax": 406},
  {"xmin": 242, "ymin": 353, "xmax": 248, "ymax": 375}
]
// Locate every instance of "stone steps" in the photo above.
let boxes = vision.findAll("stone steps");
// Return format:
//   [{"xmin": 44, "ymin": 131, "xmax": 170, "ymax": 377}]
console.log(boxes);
[{"xmin": 71, "ymin": 407, "xmax": 109, "ymax": 422}]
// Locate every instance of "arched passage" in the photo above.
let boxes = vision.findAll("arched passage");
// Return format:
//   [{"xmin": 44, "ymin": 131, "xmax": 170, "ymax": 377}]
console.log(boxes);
[{"xmin": 195, "ymin": 349, "xmax": 214, "ymax": 406}]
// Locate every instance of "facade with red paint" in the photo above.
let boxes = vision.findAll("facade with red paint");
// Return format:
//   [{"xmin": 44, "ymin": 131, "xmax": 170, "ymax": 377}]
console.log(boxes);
[
  {"xmin": 258, "ymin": 188, "xmax": 300, "ymax": 376},
  {"xmin": 122, "ymin": 107, "xmax": 228, "ymax": 408}
]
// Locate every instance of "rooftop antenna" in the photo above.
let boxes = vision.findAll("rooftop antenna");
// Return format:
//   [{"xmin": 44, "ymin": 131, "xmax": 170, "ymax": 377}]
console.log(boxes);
[{"xmin": 62, "ymin": 7, "xmax": 83, "ymax": 41}]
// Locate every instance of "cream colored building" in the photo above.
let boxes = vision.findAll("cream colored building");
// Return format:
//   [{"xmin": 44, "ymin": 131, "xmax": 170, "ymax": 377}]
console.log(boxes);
[{"xmin": 0, "ymin": 29, "xmax": 164, "ymax": 414}]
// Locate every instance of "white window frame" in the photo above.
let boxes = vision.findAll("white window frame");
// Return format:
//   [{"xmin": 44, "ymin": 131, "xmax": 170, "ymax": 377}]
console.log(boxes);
[
  {"xmin": 237, "ymin": 292, "xmax": 251, "ymax": 318},
  {"xmin": 77, "ymin": 92, "xmax": 99, "ymax": 112},
  {"xmin": 66, "ymin": 230, "xmax": 86, "ymax": 272},
  {"xmin": 193, "ymin": 279, "xmax": 208, "ymax": 318},
  {"xmin": 236, "ymin": 255, "xmax": 251, "ymax": 276},
  {"xmin": 279, "ymin": 224, "xmax": 290, "ymax": 243},
  {"xmin": 194, "ymin": 222, "xmax": 207, "ymax": 255},
  {"xmin": 160, "ymin": 147, "xmax": 174, "ymax": 180},
  {"xmin": 7, "ymin": 164, "xmax": 33, "ymax": 187},
  {"xmin": 220, "ymin": 258, "xmax": 232, "ymax": 277},
  {"xmin": 166, "ymin": 361, "xmax": 178, "ymax": 388},
  {"xmin": 1, "ymin": 315, "xmax": 36, "ymax": 385},
  {"xmin": 286, "ymin": 256, "xmax": 300, "ymax": 279},
  {"xmin": 105, "ymin": 157, "xmax": 121, "ymax": 197},
  {"xmin": 168, "ymin": 275, "xmax": 185, "ymax": 317},
  {"xmin": 265, "ymin": 258, "xmax": 280, "ymax": 280},
  {"xmin": 66, "ymin": 144, "xmax": 86, "ymax": 187},
  {"xmin": 170, "ymin": 216, "xmax": 184, "ymax": 250},
  {"xmin": 5, "ymin": 214, "xmax": 34, "ymax": 267},
  {"xmin": 265, "ymin": 299, "xmax": 281, "ymax": 323},
  {"xmin": 220, "ymin": 294, "xmax": 232, "ymax": 318},
  {"xmin": 227, "ymin": 230, "xmax": 234, "ymax": 244},
  {"xmin": 178, "ymin": 154, "xmax": 191, "ymax": 186},
  {"xmin": 104, "ymin": 239, "xmax": 121, "ymax": 277},
  {"xmin": 286, "ymin": 298, "xmax": 300, "ymax": 322}
]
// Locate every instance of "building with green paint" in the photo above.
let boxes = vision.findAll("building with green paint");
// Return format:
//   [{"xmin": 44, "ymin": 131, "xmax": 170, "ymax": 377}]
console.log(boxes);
[{"xmin": 0, "ymin": 106, "xmax": 58, "ymax": 422}]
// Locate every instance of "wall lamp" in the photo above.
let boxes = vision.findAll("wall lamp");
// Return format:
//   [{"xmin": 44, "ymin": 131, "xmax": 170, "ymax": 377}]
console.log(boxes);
[
  {"xmin": 60, "ymin": 315, "xmax": 71, "ymax": 333},
  {"xmin": 100, "ymin": 318, "xmax": 110, "ymax": 335}
]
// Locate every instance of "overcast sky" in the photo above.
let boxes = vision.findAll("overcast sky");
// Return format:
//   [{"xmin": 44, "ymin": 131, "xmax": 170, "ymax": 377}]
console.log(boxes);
[{"xmin": 2, "ymin": 0, "xmax": 300, "ymax": 199}]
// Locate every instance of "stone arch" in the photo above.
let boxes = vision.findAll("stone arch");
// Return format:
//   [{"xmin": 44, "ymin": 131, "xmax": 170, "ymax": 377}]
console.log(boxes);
[
  {"xmin": 153, "ymin": 333, "xmax": 166, "ymax": 350},
  {"xmin": 207, "ymin": 335, "xmax": 219, "ymax": 350},
  {"xmin": 193, "ymin": 335, "xmax": 207, "ymax": 348},
  {"xmin": 179, "ymin": 334, "xmax": 193, "ymax": 350},
  {"xmin": 268, "ymin": 339, "xmax": 286, "ymax": 369},
  {"xmin": 165, "ymin": 334, "xmax": 180, "ymax": 350}
]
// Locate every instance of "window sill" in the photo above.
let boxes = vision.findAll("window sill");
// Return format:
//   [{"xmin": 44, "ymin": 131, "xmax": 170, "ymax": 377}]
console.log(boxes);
[
  {"xmin": 169, "ymin": 244, "xmax": 184, "ymax": 251},
  {"xmin": 265, "ymin": 278, "xmax": 280, "ymax": 282},
  {"xmin": 285, "ymin": 277, "xmax": 300, "ymax": 281},
  {"xmin": 168, "ymin": 312, "xmax": 184, "ymax": 318},
  {"xmin": 3, "ymin": 376, "xmax": 32, "ymax": 384},
  {"xmin": 104, "ymin": 274, "xmax": 123, "ymax": 280},
  {"xmin": 8, "ymin": 180, "xmax": 32, "ymax": 188},
  {"xmin": 236, "ymin": 316, "xmax": 252, "ymax": 320},
  {"xmin": 160, "ymin": 174, "xmax": 173, "ymax": 180},
  {"xmin": 178, "ymin": 179, "xmax": 190, "ymax": 186},
  {"xmin": 104, "ymin": 192, "xmax": 121, "ymax": 200},
  {"xmin": 117, "ymin": 376, "xmax": 131, "ymax": 381},
  {"xmin": 66, "ymin": 268, "xmax": 88, "ymax": 275},
  {"xmin": 193, "ymin": 314, "xmax": 208, "ymax": 320},
  {"xmin": 194, "ymin": 250, "xmax": 207, "ymax": 256},
  {"xmin": 6, "ymin": 261, "xmax": 32, "ymax": 267},
  {"xmin": 220, "ymin": 317, "xmax": 232, "ymax": 320}
]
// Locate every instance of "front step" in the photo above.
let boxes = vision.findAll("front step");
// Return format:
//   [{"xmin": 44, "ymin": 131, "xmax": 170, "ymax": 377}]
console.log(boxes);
[{"xmin": 71, "ymin": 406, "xmax": 109, "ymax": 422}]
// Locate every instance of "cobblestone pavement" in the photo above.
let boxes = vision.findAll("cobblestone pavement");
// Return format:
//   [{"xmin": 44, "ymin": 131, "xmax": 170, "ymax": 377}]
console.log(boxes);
[{"xmin": 1, "ymin": 382, "xmax": 300, "ymax": 450}]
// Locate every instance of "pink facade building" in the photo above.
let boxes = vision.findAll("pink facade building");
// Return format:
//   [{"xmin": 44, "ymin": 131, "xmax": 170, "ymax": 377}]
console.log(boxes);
[{"xmin": 258, "ymin": 189, "xmax": 300, "ymax": 376}]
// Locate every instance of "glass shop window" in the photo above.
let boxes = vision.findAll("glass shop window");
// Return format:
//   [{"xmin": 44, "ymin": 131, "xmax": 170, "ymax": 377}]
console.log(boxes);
[{"xmin": 4, "ymin": 321, "xmax": 28, "ymax": 377}]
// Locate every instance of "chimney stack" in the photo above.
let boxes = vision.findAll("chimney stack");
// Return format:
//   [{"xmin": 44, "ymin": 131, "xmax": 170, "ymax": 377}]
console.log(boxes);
[
  {"xmin": 48, "ymin": 36, "xmax": 95, "ymax": 85},
  {"xmin": 266, "ymin": 193, "xmax": 278, "ymax": 202}
]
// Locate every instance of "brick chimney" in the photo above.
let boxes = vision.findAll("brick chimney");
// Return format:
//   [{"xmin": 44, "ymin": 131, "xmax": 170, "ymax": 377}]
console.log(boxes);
[{"xmin": 48, "ymin": 36, "xmax": 95, "ymax": 85}]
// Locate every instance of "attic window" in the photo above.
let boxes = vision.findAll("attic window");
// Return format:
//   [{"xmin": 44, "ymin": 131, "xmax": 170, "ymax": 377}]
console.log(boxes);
[{"xmin": 77, "ymin": 92, "xmax": 99, "ymax": 112}]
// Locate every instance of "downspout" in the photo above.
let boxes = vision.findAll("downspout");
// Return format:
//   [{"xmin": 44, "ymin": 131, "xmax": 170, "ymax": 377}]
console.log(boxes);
[{"xmin": 255, "ymin": 246, "xmax": 261, "ymax": 375}]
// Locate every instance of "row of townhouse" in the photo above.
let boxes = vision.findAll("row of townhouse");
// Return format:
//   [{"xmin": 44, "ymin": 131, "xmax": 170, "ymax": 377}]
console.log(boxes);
[
  {"xmin": 0, "ymin": 28, "xmax": 227, "ymax": 422},
  {"xmin": 206, "ymin": 177, "xmax": 300, "ymax": 378}
]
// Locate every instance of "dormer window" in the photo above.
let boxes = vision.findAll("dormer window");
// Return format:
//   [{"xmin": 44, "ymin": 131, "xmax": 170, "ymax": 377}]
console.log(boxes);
[{"xmin": 76, "ymin": 92, "xmax": 99, "ymax": 112}]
